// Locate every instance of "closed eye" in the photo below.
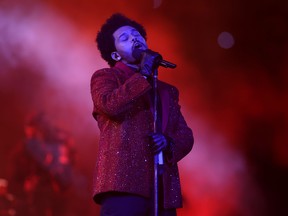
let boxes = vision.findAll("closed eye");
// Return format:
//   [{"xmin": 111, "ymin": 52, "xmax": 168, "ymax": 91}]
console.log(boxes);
[
  {"xmin": 118, "ymin": 32, "xmax": 129, "ymax": 41},
  {"xmin": 131, "ymin": 29, "xmax": 141, "ymax": 37}
]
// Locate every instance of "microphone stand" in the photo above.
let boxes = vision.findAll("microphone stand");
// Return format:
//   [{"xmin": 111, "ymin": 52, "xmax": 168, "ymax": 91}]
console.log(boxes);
[{"xmin": 153, "ymin": 67, "xmax": 164, "ymax": 216}]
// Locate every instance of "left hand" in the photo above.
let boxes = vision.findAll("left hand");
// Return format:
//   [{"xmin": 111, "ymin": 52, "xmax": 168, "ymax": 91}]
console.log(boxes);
[
  {"xmin": 149, "ymin": 133, "xmax": 168, "ymax": 154},
  {"xmin": 139, "ymin": 50, "xmax": 161, "ymax": 77}
]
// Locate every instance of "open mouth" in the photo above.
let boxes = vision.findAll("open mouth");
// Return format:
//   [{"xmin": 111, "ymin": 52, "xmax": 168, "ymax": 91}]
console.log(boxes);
[{"xmin": 133, "ymin": 42, "xmax": 145, "ymax": 50}]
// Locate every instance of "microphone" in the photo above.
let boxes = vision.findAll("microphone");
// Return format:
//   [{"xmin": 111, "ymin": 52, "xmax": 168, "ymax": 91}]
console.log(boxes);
[{"xmin": 132, "ymin": 48, "xmax": 177, "ymax": 69}]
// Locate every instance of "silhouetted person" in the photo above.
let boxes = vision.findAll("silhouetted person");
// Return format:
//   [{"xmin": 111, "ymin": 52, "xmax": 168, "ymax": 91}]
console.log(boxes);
[{"xmin": 9, "ymin": 112, "xmax": 75, "ymax": 216}]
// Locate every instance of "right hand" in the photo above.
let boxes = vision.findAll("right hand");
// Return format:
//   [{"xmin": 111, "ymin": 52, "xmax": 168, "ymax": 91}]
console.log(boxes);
[
  {"xmin": 148, "ymin": 133, "xmax": 168, "ymax": 154},
  {"xmin": 139, "ymin": 50, "xmax": 161, "ymax": 77}
]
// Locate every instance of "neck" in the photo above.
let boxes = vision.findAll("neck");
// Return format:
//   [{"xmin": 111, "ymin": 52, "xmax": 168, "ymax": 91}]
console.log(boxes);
[{"xmin": 124, "ymin": 63, "xmax": 140, "ymax": 71}]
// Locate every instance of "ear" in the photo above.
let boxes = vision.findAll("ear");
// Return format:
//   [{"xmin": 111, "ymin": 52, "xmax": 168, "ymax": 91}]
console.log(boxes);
[{"xmin": 111, "ymin": 52, "xmax": 122, "ymax": 61}]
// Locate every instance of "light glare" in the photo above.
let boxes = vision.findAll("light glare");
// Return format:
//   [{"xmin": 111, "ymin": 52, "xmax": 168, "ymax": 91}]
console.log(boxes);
[{"xmin": 217, "ymin": 31, "xmax": 235, "ymax": 49}]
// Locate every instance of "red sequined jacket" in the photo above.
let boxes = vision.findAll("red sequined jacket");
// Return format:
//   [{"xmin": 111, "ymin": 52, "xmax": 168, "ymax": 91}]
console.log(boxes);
[{"xmin": 90, "ymin": 62, "xmax": 194, "ymax": 209}]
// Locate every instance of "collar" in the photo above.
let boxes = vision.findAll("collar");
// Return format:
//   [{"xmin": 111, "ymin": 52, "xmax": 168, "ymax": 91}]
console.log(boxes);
[{"xmin": 114, "ymin": 62, "xmax": 138, "ymax": 77}]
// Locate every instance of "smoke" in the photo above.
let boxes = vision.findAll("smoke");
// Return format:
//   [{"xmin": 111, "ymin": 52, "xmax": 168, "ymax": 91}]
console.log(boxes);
[
  {"xmin": 1, "ymin": 2, "xmax": 92, "ymax": 83},
  {"xmin": 2, "ymin": 0, "xmax": 287, "ymax": 215},
  {"xmin": 176, "ymin": 114, "xmax": 262, "ymax": 216},
  {"xmin": 0, "ymin": 0, "xmax": 103, "ymax": 134}
]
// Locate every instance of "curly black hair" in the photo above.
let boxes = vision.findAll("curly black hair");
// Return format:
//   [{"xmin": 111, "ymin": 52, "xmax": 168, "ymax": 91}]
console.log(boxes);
[{"xmin": 96, "ymin": 13, "xmax": 147, "ymax": 67}]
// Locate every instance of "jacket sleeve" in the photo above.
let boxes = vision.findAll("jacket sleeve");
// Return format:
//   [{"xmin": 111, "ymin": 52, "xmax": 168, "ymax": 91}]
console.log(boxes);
[
  {"xmin": 165, "ymin": 87, "xmax": 194, "ymax": 164},
  {"xmin": 90, "ymin": 68, "xmax": 151, "ymax": 117}
]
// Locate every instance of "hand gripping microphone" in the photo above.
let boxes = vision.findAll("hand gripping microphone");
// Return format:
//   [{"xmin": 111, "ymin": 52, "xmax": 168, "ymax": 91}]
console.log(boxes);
[{"xmin": 132, "ymin": 48, "xmax": 177, "ymax": 69}]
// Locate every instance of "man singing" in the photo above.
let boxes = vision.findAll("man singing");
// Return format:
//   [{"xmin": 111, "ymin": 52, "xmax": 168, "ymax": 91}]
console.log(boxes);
[{"xmin": 90, "ymin": 13, "xmax": 194, "ymax": 216}]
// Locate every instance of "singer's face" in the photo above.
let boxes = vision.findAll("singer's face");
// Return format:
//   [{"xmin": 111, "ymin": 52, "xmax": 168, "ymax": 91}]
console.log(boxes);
[{"xmin": 113, "ymin": 25, "xmax": 147, "ymax": 64}]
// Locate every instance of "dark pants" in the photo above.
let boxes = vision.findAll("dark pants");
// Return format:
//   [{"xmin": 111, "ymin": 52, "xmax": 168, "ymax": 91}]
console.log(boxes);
[{"xmin": 100, "ymin": 192, "xmax": 176, "ymax": 216}]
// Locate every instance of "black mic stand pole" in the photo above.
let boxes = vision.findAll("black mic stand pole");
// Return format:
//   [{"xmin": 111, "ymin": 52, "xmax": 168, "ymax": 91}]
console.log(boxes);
[{"xmin": 152, "ymin": 67, "xmax": 164, "ymax": 216}]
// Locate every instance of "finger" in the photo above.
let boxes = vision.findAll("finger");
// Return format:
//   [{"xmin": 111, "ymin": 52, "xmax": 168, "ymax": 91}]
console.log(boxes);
[
  {"xmin": 153, "ymin": 143, "xmax": 166, "ymax": 154},
  {"xmin": 151, "ymin": 133, "xmax": 165, "ymax": 138},
  {"xmin": 152, "ymin": 137, "xmax": 164, "ymax": 143}
]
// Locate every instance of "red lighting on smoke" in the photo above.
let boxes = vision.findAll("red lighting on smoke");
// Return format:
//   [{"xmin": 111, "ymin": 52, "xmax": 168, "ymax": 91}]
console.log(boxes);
[{"xmin": 1, "ymin": 0, "xmax": 287, "ymax": 215}]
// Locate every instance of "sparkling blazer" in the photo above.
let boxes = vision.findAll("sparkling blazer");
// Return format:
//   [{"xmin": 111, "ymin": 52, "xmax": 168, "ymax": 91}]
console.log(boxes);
[{"xmin": 90, "ymin": 62, "xmax": 194, "ymax": 209}]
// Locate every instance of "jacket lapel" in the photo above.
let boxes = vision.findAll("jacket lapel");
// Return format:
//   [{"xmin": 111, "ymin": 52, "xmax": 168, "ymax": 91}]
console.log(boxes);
[
  {"xmin": 159, "ymin": 85, "xmax": 169, "ymax": 132},
  {"xmin": 147, "ymin": 81, "xmax": 170, "ymax": 133}
]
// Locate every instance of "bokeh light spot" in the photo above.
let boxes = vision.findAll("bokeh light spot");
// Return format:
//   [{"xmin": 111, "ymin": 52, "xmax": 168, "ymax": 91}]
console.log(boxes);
[
  {"xmin": 154, "ymin": 0, "xmax": 162, "ymax": 8},
  {"xmin": 217, "ymin": 31, "xmax": 235, "ymax": 49}
]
